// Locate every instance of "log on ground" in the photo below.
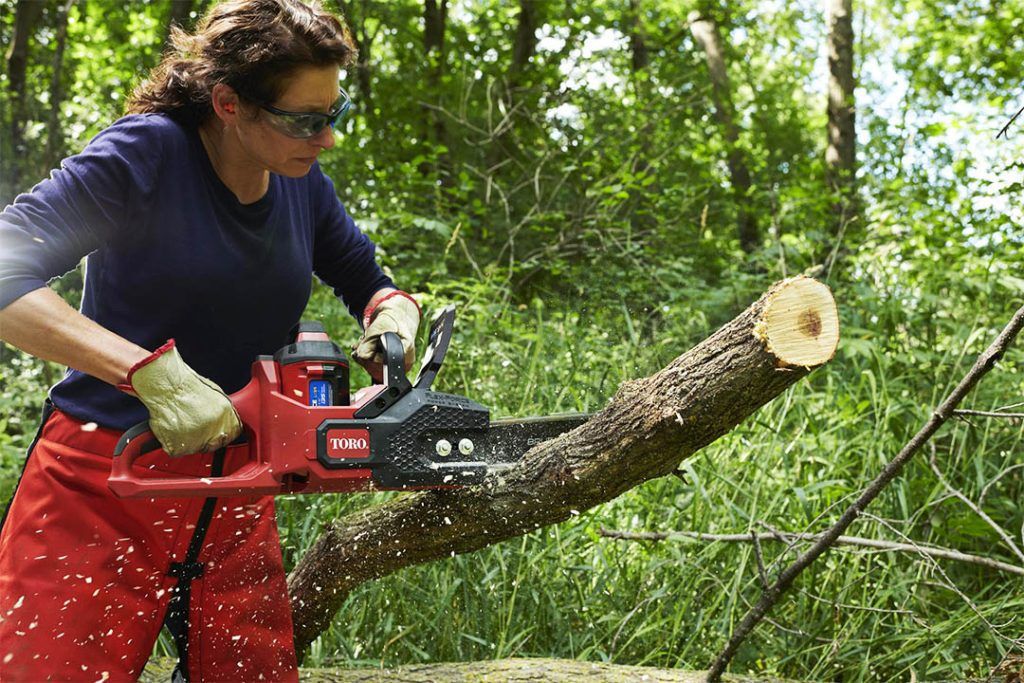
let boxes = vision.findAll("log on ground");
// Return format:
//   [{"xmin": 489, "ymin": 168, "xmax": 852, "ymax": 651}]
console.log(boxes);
[
  {"xmin": 288, "ymin": 276, "xmax": 840, "ymax": 653},
  {"xmin": 140, "ymin": 657, "xmax": 795, "ymax": 682}
]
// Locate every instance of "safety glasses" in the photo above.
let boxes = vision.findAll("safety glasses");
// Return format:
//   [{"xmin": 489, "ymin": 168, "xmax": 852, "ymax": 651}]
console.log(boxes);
[{"xmin": 257, "ymin": 87, "xmax": 352, "ymax": 139}]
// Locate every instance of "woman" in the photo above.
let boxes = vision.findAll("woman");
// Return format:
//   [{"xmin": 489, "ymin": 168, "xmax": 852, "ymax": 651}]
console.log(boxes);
[{"xmin": 0, "ymin": 1, "xmax": 419, "ymax": 680}]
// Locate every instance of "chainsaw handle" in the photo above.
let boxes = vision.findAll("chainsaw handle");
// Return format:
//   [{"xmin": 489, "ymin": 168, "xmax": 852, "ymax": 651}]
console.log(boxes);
[
  {"xmin": 108, "ymin": 419, "xmax": 275, "ymax": 498},
  {"xmin": 113, "ymin": 421, "xmax": 162, "ymax": 460},
  {"xmin": 380, "ymin": 331, "xmax": 411, "ymax": 393},
  {"xmin": 353, "ymin": 332, "xmax": 412, "ymax": 419}
]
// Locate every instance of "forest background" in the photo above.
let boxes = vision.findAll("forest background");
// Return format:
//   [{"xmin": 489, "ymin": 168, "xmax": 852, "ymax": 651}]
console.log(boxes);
[{"xmin": 2, "ymin": 0, "xmax": 1024, "ymax": 680}]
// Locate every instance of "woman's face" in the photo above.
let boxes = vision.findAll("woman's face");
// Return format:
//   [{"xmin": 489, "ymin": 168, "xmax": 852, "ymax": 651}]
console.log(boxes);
[{"xmin": 238, "ymin": 64, "xmax": 342, "ymax": 177}]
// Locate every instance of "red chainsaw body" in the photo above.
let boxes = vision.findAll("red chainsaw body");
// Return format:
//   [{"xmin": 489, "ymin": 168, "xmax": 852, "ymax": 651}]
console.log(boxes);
[
  {"xmin": 108, "ymin": 359, "xmax": 395, "ymax": 498},
  {"xmin": 109, "ymin": 310, "xmax": 494, "ymax": 499},
  {"xmin": 228, "ymin": 356, "xmax": 385, "ymax": 494}
]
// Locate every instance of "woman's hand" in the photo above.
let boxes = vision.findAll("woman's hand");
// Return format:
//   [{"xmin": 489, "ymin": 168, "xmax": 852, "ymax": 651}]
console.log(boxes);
[
  {"xmin": 122, "ymin": 341, "xmax": 242, "ymax": 457},
  {"xmin": 353, "ymin": 290, "xmax": 421, "ymax": 383}
]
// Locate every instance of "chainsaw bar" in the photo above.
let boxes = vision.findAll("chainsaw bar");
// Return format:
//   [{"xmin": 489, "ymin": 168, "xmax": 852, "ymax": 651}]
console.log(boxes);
[{"xmin": 476, "ymin": 414, "xmax": 591, "ymax": 472}]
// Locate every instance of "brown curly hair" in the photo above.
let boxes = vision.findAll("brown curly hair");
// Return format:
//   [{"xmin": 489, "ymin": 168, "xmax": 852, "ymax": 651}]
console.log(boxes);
[{"xmin": 126, "ymin": 0, "xmax": 356, "ymax": 126}]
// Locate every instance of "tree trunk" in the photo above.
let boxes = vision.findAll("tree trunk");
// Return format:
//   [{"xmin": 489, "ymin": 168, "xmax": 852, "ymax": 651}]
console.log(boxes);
[
  {"xmin": 825, "ymin": 0, "xmax": 857, "ymax": 246},
  {"xmin": 421, "ymin": 0, "xmax": 451, "ymax": 187},
  {"xmin": 5, "ymin": 0, "xmax": 44, "ymax": 198},
  {"xmin": 627, "ymin": 0, "xmax": 658, "ymax": 244},
  {"xmin": 488, "ymin": 0, "xmax": 542, "ymax": 165},
  {"xmin": 511, "ymin": 0, "xmax": 539, "ymax": 77},
  {"xmin": 337, "ymin": 0, "xmax": 375, "ymax": 110},
  {"xmin": 287, "ymin": 276, "xmax": 840, "ymax": 653},
  {"xmin": 688, "ymin": 11, "xmax": 759, "ymax": 254},
  {"xmin": 44, "ymin": 0, "xmax": 76, "ymax": 169},
  {"xmin": 628, "ymin": 0, "xmax": 650, "ymax": 73},
  {"xmin": 164, "ymin": 0, "xmax": 194, "ymax": 47}
]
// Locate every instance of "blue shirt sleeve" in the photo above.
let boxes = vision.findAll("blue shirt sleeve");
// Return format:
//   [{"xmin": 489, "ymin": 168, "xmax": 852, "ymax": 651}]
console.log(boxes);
[
  {"xmin": 0, "ymin": 116, "xmax": 164, "ymax": 310},
  {"xmin": 310, "ymin": 168, "xmax": 394, "ymax": 323}
]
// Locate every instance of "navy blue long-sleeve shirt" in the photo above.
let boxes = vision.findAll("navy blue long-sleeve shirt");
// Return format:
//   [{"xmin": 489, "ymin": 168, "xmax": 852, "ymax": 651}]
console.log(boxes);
[{"xmin": 0, "ymin": 114, "xmax": 393, "ymax": 430}]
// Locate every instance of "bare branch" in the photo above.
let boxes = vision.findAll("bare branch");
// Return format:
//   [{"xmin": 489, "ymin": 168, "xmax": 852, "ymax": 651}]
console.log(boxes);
[
  {"xmin": 598, "ymin": 528, "xmax": 1024, "ymax": 577},
  {"xmin": 954, "ymin": 409, "xmax": 1024, "ymax": 420}
]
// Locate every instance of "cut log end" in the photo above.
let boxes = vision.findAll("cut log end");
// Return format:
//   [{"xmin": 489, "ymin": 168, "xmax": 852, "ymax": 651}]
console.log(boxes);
[{"xmin": 755, "ymin": 277, "xmax": 839, "ymax": 368}]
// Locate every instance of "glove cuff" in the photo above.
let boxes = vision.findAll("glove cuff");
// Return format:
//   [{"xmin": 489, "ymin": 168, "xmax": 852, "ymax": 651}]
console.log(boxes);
[
  {"xmin": 362, "ymin": 290, "xmax": 421, "ymax": 329},
  {"xmin": 116, "ymin": 339, "xmax": 176, "ymax": 394}
]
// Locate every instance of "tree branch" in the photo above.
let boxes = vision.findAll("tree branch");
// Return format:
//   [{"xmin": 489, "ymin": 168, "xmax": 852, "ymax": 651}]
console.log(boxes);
[
  {"xmin": 598, "ymin": 528, "xmax": 1024, "ymax": 577},
  {"xmin": 953, "ymin": 409, "xmax": 1024, "ymax": 420}
]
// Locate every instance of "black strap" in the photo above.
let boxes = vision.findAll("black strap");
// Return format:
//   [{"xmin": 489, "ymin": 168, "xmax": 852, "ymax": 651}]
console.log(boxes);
[
  {"xmin": 0, "ymin": 399, "xmax": 55, "ymax": 535},
  {"xmin": 164, "ymin": 448, "xmax": 226, "ymax": 683}
]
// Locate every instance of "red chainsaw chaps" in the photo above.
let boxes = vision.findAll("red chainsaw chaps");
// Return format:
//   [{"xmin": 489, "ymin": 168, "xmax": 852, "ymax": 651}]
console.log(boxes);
[{"xmin": 0, "ymin": 408, "xmax": 299, "ymax": 682}]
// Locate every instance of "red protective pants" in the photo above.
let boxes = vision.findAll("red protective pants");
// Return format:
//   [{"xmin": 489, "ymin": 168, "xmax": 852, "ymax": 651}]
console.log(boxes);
[{"xmin": 0, "ymin": 406, "xmax": 299, "ymax": 682}]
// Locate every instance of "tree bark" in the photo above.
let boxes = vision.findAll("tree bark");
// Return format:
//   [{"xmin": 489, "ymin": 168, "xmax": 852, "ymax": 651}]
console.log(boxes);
[
  {"xmin": 825, "ymin": 0, "xmax": 857, "ymax": 246},
  {"xmin": 5, "ymin": 0, "xmax": 44, "ymax": 198},
  {"xmin": 288, "ymin": 277, "xmax": 840, "ymax": 654},
  {"xmin": 627, "ymin": 0, "xmax": 659, "ymax": 246},
  {"xmin": 511, "ymin": 0, "xmax": 539, "ymax": 78},
  {"xmin": 337, "ymin": 0, "xmax": 375, "ymax": 110},
  {"xmin": 488, "ymin": 0, "xmax": 542, "ymax": 165},
  {"xmin": 688, "ymin": 11, "xmax": 759, "ymax": 254}
]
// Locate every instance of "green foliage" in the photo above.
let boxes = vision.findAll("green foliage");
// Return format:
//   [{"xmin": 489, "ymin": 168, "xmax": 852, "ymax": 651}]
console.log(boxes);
[{"xmin": 4, "ymin": 0, "xmax": 1024, "ymax": 680}]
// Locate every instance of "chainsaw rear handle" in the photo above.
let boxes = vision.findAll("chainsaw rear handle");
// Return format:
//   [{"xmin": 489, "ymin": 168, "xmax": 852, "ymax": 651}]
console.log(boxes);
[
  {"xmin": 115, "ymin": 421, "xmax": 161, "ymax": 459},
  {"xmin": 108, "ymin": 419, "xmax": 278, "ymax": 498}
]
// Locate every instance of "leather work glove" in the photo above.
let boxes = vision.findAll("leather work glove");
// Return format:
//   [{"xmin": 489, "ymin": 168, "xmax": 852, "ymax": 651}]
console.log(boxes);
[
  {"xmin": 119, "ymin": 340, "xmax": 242, "ymax": 457},
  {"xmin": 353, "ymin": 290, "xmax": 421, "ymax": 382}
]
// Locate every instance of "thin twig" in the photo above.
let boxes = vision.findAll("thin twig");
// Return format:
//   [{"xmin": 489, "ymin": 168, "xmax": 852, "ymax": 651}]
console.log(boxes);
[
  {"xmin": 699, "ymin": 301, "xmax": 1024, "ymax": 682},
  {"xmin": 953, "ymin": 409, "xmax": 1024, "ymax": 419},
  {"xmin": 980, "ymin": 463, "xmax": 1024, "ymax": 507},
  {"xmin": 986, "ymin": 637, "xmax": 1024, "ymax": 683},
  {"xmin": 751, "ymin": 530, "xmax": 769, "ymax": 589},
  {"xmin": 793, "ymin": 582, "xmax": 913, "ymax": 616},
  {"xmin": 598, "ymin": 528, "xmax": 1024, "ymax": 577},
  {"xmin": 928, "ymin": 442, "xmax": 1024, "ymax": 564},
  {"xmin": 997, "ymin": 102, "xmax": 1024, "ymax": 139}
]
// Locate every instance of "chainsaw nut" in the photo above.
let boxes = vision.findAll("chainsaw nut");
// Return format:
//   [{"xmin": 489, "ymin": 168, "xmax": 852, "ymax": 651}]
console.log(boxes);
[
  {"xmin": 435, "ymin": 439, "xmax": 453, "ymax": 457},
  {"xmin": 458, "ymin": 438, "xmax": 474, "ymax": 456}
]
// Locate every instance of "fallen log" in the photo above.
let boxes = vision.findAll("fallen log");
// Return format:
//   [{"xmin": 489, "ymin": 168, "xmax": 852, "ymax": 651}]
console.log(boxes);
[
  {"xmin": 140, "ymin": 657, "xmax": 793, "ymax": 682},
  {"xmin": 288, "ymin": 276, "xmax": 840, "ymax": 654}
]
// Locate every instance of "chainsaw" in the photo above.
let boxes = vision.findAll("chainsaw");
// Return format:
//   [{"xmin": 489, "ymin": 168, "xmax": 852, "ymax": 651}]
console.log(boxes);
[{"xmin": 109, "ymin": 306, "xmax": 587, "ymax": 498}]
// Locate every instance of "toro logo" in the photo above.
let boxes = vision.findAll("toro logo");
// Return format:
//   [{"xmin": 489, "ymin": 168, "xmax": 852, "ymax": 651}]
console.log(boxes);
[{"xmin": 326, "ymin": 429, "xmax": 371, "ymax": 459}]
